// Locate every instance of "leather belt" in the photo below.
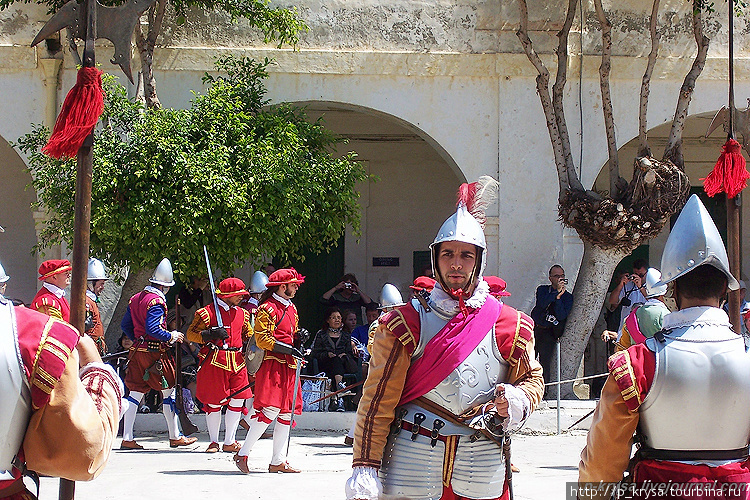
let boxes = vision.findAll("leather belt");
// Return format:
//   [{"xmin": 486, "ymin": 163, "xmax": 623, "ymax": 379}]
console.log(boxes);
[
  {"xmin": 638, "ymin": 445, "xmax": 750, "ymax": 462},
  {"xmin": 401, "ymin": 420, "xmax": 447, "ymax": 444}
]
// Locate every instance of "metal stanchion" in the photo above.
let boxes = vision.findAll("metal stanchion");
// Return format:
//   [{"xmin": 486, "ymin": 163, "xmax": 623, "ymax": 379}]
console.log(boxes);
[{"xmin": 556, "ymin": 339, "xmax": 561, "ymax": 435}]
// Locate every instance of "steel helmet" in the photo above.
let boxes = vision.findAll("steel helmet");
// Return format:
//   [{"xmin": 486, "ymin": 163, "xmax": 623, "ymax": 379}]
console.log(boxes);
[
  {"xmin": 429, "ymin": 176, "xmax": 498, "ymax": 293},
  {"xmin": 657, "ymin": 194, "xmax": 739, "ymax": 290},
  {"xmin": 0, "ymin": 262, "xmax": 9, "ymax": 283},
  {"xmin": 149, "ymin": 258, "xmax": 175, "ymax": 287},
  {"xmin": 87, "ymin": 258, "xmax": 109, "ymax": 281},
  {"xmin": 248, "ymin": 270, "xmax": 269, "ymax": 294},
  {"xmin": 378, "ymin": 283, "xmax": 405, "ymax": 310},
  {"xmin": 643, "ymin": 268, "xmax": 667, "ymax": 298}
]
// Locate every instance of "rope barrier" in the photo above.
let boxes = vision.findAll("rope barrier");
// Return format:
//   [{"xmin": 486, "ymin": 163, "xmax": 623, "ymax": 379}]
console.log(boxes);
[{"xmin": 543, "ymin": 372, "xmax": 609, "ymax": 387}]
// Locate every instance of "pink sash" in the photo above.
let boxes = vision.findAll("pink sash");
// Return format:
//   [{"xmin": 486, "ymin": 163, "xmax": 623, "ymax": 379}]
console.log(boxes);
[
  {"xmin": 399, "ymin": 296, "xmax": 501, "ymax": 405},
  {"xmin": 625, "ymin": 305, "xmax": 646, "ymax": 344}
]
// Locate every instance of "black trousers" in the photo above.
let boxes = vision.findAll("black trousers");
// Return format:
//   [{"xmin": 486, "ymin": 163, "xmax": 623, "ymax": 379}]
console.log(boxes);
[{"xmin": 534, "ymin": 326, "xmax": 557, "ymax": 396}]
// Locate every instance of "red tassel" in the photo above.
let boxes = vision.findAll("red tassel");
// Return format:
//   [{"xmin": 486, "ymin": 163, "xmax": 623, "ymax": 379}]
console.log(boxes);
[
  {"xmin": 43, "ymin": 66, "xmax": 104, "ymax": 159},
  {"xmin": 702, "ymin": 138, "xmax": 750, "ymax": 198}
]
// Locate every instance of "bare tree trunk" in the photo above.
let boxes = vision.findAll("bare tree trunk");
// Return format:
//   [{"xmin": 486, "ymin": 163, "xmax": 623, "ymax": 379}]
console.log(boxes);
[
  {"xmin": 593, "ymin": 0, "xmax": 623, "ymax": 199},
  {"xmin": 558, "ymin": 241, "xmax": 629, "ymax": 398},
  {"xmin": 517, "ymin": 0, "xmax": 584, "ymax": 199},
  {"xmin": 134, "ymin": 0, "xmax": 167, "ymax": 109},
  {"xmin": 104, "ymin": 267, "xmax": 151, "ymax": 349},
  {"xmin": 553, "ymin": 0, "xmax": 582, "ymax": 192},
  {"xmin": 638, "ymin": 0, "xmax": 661, "ymax": 157},
  {"xmin": 663, "ymin": 0, "xmax": 709, "ymax": 168}
]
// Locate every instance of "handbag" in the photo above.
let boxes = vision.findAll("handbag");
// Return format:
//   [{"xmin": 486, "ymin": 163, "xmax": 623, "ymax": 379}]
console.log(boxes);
[{"xmin": 301, "ymin": 373, "xmax": 329, "ymax": 412}]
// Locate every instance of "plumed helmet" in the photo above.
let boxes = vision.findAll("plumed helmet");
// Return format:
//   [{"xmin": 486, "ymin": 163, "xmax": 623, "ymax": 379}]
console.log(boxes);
[
  {"xmin": 430, "ymin": 176, "xmax": 499, "ymax": 292},
  {"xmin": 657, "ymin": 194, "xmax": 739, "ymax": 290},
  {"xmin": 248, "ymin": 270, "xmax": 269, "ymax": 294},
  {"xmin": 0, "ymin": 262, "xmax": 9, "ymax": 283},
  {"xmin": 149, "ymin": 258, "xmax": 175, "ymax": 287},
  {"xmin": 379, "ymin": 283, "xmax": 405, "ymax": 310},
  {"xmin": 87, "ymin": 258, "xmax": 109, "ymax": 281},
  {"xmin": 643, "ymin": 268, "xmax": 667, "ymax": 298}
]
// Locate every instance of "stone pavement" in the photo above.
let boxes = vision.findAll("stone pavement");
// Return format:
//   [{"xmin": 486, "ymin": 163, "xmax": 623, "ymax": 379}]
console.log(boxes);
[{"xmin": 34, "ymin": 405, "xmax": 593, "ymax": 500}]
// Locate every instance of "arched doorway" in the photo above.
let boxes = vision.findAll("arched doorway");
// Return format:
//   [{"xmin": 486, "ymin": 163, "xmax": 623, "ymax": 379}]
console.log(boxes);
[
  {"xmin": 281, "ymin": 102, "xmax": 464, "ymax": 331},
  {"xmin": 0, "ymin": 135, "xmax": 39, "ymax": 304},
  {"xmin": 592, "ymin": 111, "xmax": 743, "ymax": 274}
]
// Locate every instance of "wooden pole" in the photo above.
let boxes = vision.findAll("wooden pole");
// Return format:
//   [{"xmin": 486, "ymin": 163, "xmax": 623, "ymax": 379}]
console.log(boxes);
[
  {"xmin": 727, "ymin": 0, "xmax": 742, "ymax": 333},
  {"xmin": 62, "ymin": 0, "xmax": 96, "ymax": 498}
]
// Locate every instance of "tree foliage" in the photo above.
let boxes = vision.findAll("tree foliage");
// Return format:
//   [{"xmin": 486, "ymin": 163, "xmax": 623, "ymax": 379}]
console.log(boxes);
[{"xmin": 17, "ymin": 56, "xmax": 368, "ymax": 281}]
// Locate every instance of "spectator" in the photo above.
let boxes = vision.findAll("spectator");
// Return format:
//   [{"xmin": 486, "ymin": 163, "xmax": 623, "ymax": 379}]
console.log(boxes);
[
  {"xmin": 616, "ymin": 268, "xmax": 670, "ymax": 350},
  {"xmin": 321, "ymin": 273, "xmax": 373, "ymax": 325},
  {"xmin": 342, "ymin": 309, "xmax": 358, "ymax": 335},
  {"xmin": 310, "ymin": 307, "xmax": 359, "ymax": 412},
  {"xmin": 530, "ymin": 265, "xmax": 573, "ymax": 397},
  {"xmin": 724, "ymin": 280, "xmax": 750, "ymax": 338},
  {"xmin": 608, "ymin": 258, "xmax": 648, "ymax": 334},
  {"xmin": 352, "ymin": 302, "xmax": 379, "ymax": 346}
]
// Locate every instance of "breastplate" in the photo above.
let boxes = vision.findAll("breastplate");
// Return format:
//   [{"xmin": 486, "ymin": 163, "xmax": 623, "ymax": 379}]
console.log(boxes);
[
  {"xmin": 639, "ymin": 324, "xmax": 750, "ymax": 451},
  {"xmin": 0, "ymin": 299, "xmax": 32, "ymax": 480},
  {"xmin": 412, "ymin": 299, "xmax": 509, "ymax": 416}
]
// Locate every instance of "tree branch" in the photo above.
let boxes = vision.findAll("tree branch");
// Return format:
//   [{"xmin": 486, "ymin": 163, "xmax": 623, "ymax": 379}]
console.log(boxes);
[
  {"xmin": 135, "ymin": 22, "xmax": 161, "ymax": 109},
  {"xmin": 638, "ymin": 0, "xmax": 661, "ymax": 157},
  {"xmin": 663, "ymin": 1, "xmax": 709, "ymax": 168},
  {"xmin": 553, "ymin": 0, "xmax": 584, "ymax": 192},
  {"xmin": 593, "ymin": 0, "xmax": 622, "ymax": 198},
  {"xmin": 517, "ymin": 0, "xmax": 572, "ymax": 198},
  {"xmin": 147, "ymin": 0, "xmax": 167, "ymax": 52}
]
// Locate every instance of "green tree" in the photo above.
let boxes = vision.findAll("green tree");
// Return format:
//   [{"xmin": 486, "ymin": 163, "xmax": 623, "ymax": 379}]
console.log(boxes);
[
  {"xmin": 17, "ymin": 55, "xmax": 368, "ymax": 336},
  {"xmin": 3, "ymin": 0, "xmax": 306, "ymax": 109}
]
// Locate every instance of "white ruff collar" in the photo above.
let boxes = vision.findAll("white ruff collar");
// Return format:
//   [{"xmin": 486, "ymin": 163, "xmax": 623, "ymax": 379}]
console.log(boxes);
[
  {"xmin": 662, "ymin": 306, "xmax": 731, "ymax": 331},
  {"xmin": 429, "ymin": 279, "xmax": 490, "ymax": 317},
  {"xmin": 144, "ymin": 285, "xmax": 165, "ymax": 300},
  {"xmin": 272, "ymin": 293, "xmax": 291, "ymax": 306}
]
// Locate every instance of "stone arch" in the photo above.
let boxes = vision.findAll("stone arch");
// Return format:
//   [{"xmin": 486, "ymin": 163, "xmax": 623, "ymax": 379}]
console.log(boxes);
[
  {"xmin": 293, "ymin": 100, "xmax": 466, "ymax": 299},
  {"xmin": 0, "ymin": 134, "xmax": 39, "ymax": 304},
  {"xmin": 591, "ymin": 110, "xmax": 749, "ymax": 273}
]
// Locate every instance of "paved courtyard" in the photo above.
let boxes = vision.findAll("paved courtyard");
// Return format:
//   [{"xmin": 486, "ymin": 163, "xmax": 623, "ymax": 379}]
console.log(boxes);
[{"xmin": 34, "ymin": 426, "xmax": 588, "ymax": 500}]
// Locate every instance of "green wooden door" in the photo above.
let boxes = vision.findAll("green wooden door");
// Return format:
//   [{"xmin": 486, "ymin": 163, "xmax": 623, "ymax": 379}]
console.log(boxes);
[{"xmin": 274, "ymin": 236, "xmax": 345, "ymax": 337}]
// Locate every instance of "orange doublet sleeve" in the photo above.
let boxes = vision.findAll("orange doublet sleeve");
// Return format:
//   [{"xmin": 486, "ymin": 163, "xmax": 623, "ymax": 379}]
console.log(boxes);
[
  {"xmin": 579, "ymin": 346, "xmax": 654, "ymax": 498},
  {"xmin": 35, "ymin": 303, "xmax": 64, "ymax": 322},
  {"xmin": 353, "ymin": 323, "xmax": 412, "ymax": 469},
  {"xmin": 502, "ymin": 310, "xmax": 544, "ymax": 412},
  {"xmin": 186, "ymin": 307, "xmax": 210, "ymax": 344},
  {"xmin": 253, "ymin": 305, "xmax": 277, "ymax": 351},
  {"xmin": 24, "ymin": 352, "xmax": 121, "ymax": 481}
]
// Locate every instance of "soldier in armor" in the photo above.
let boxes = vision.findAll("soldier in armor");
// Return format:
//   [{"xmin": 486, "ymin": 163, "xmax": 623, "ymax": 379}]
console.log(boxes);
[
  {"xmin": 31, "ymin": 259, "xmax": 72, "ymax": 322},
  {"xmin": 85, "ymin": 258, "xmax": 109, "ymax": 356},
  {"xmin": 239, "ymin": 270, "xmax": 269, "ymax": 431},
  {"xmin": 0, "ymin": 296, "xmax": 122, "ymax": 499},
  {"xmin": 579, "ymin": 194, "xmax": 750, "ymax": 499},
  {"xmin": 0, "ymin": 261, "xmax": 9, "ymax": 299},
  {"xmin": 346, "ymin": 176, "xmax": 544, "ymax": 500},
  {"xmin": 234, "ymin": 268, "xmax": 305, "ymax": 474},
  {"xmin": 186, "ymin": 277, "xmax": 253, "ymax": 453},
  {"xmin": 616, "ymin": 267, "xmax": 670, "ymax": 350},
  {"xmin": 119, "ymin": 258, "xmax": 198, "ymax": 450}
]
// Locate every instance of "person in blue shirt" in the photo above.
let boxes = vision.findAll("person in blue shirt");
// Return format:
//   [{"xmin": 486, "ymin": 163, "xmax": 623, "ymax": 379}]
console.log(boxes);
[{"xmin": 530, "ymin": 265, "xmax": 574, "ymax": 397}]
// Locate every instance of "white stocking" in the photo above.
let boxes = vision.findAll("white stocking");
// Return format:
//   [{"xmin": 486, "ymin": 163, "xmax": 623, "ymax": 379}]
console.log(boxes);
[
  {"xmin": 238, "ymin": 406, "xmax": 279, "ymax": 457},
  {"xmin": 122, "ymin": 391, "xmax": 144, "ymax": 441},
  {"xmin": 224, "ymin": 399, "xmax": 244, "ymax": 445},
  {"xmin": 161, "ymin": 388, "xmax": 180, "ymax": 439},
  {"xmin": 271, "ymin": 417, "xmax": 291, "ymax": 466},
  {"xmin": 205, "ymin": 407, "xmax": 222, "ymax": 444}
]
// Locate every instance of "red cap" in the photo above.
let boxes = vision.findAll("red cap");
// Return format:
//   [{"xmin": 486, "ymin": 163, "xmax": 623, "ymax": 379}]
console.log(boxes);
[
  {"xmin": 217, "ymin": 277, "xmax": 249, "ymax": 298},
  {"xmin": 38, "ymin": 259, "xmax": 72, "ymax": 281},
  {"xmin": 409, "ymin": 276, "xmax": 436, "ymax": 292},
  {"xmin": 484, "ymin": 276, "xmax": 511, "ymax": 297},
  {"xmin": 267, "ymin": 268, "xmax": 305, "ymax": 287}
]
